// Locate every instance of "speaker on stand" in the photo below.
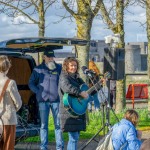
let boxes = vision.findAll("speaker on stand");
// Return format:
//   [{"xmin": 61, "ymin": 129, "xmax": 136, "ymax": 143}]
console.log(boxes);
[
  {"xmin": 104, "ymin": 47, "xmax": 125, "ymax": 80},
  {"xmin": 103, "ymin": 47, "xmax": 125, "ymax": 107}
]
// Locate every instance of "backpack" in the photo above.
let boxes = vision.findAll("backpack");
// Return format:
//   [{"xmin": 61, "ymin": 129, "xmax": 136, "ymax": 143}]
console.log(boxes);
[{"xmin": 96, "ymin": 130, "xmax": 114, "ymax": 150}]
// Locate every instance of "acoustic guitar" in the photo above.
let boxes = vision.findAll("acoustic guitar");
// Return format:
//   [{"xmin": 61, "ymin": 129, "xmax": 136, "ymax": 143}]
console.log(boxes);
[{"xmin": 63, "ymin": 72, "xmax": 111, "ymax": 117}]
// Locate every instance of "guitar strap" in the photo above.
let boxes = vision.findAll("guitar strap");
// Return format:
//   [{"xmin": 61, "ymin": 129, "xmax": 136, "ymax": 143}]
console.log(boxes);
[
  {"xmin": 60, "ymin": 88, "xmax": 64, "ymax": 95},
  {"xmin": 76, "ymin": 77, "xmax": 84, "ymax": 86},
  {"xmin": 0, "ymin": 79, "xmax": 10, "ymax": 103}
]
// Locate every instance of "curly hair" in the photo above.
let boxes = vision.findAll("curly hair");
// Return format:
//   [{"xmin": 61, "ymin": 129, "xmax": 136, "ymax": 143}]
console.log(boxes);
[
  {"xmin": 124, "ymin": 109, "xmax": 139, "ymax": 126},
  {"xmin": 62, "ymin": 57, "xmax": 79, "ymax": 73},
  {"xmin": 0, "ymin": 55, "xmax": 11, "ymax": 73}
]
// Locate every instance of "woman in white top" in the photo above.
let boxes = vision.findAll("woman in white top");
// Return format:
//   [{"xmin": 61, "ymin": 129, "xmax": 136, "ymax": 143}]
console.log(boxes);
[{"xmin": 0, "ymin": 55, "xmax": 22, "ymax": 150}]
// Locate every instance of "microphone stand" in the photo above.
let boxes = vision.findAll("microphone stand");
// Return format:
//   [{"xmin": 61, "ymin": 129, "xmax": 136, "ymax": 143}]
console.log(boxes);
[{"xmin": 80, "ymin": 75, "xmax": 119, "ymax": 150}]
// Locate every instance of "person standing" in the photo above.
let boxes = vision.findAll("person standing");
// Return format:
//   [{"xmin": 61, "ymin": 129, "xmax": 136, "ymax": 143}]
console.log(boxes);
[
  {"xmin": 0, "ymin": 55, "xmax": 22, "ymax": 150},
  {"xmin": 112, "ymin": 109, "xmax": 142, "ymax": 150},
  {"xmin": 59, "ymin": 57, "xmax": 89, "ymax": 150},
  {"xmin": 28, "ymin": 50, "xmax": 64, "ymax": 150},
  {"xmin": 88, "ymin": 57, "xmax": 101, "ymax": 112}
]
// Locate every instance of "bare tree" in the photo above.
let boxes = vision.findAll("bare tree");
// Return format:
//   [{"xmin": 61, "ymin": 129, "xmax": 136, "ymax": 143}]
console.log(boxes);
[
  {"xmin": 138, "ymin": 0, "xmax": 150, "ymax": 113},
  {"xmin": 98, "ymin": 0, "xmax": 135, "ymax": 47},
  {"xmin": 62, "ymin": 1, "xmax": 135, "ymax": 113},
  {"xmin": 135, "ymin": 0, "xmax": 150, "ymax": 113},
  {"xmin": 62, "ymin": 0, "xmax": 102, "ymax": 78},
  {"xmin": 145, "ymin": 0, "xmax": 150, "ymax": 78},
  {"xmin": 145, "ymin": 0, "xmax": 150, "ymax": 115},
  {"xmin": 0, "ymin": 0, "xmax": 57, "ymax": 37},
  {"xmin": 138, "ymin": 0, "xmax": 150, "ymax": 76},
  {"xmin": 97, "ymin": 0, "xmax": 134, "ymax": 113}
]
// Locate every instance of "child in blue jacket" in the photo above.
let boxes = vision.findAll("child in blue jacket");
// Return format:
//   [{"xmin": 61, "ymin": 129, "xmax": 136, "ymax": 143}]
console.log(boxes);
[{"xmin": 112, "ymin": 109, "xmax": 142, "ymax": 150}]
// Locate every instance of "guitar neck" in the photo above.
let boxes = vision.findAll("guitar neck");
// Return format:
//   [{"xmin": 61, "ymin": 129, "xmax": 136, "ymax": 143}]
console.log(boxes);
[
  {"xmin": 87, "ymin": 81, "xmax": 101, "ymax": 94},
  {"xmin": 86, "ymin": 72, "xmax": 110, "ymax": 95}
]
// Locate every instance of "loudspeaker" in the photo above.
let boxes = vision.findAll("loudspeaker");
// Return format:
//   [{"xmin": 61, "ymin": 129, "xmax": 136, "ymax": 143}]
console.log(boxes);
[{"xmin": 104, "ymin": 47, "xmax": 125, "ymax": 80}]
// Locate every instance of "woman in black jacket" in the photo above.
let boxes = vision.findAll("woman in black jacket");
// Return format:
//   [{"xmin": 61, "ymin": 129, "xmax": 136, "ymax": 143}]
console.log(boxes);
[{"xmin": 59, "ymin": 57, "xmax": 89, "ymax": 150}]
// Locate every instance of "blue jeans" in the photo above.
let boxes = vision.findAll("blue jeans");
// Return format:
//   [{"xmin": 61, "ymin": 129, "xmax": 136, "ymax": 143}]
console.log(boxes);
[
  {"xmin": 88, "ymin": 93, "xmax": 100, "ymax": 110},
  {"xmin": 67, "ymin": 132, "xmax": 80, "ymax": 150},
  {"xmin": 39, "ymin": 102, "xmax": 64, "ymax": 150}
]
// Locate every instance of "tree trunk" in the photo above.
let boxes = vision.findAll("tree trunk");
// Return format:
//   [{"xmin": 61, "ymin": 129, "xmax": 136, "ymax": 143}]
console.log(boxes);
[
  {"xmin": 99, "ymin": 1, "xmax": 125, "ymax": 113},
  {"xmin": 115, "ymin": 0, "xmax": 124, "ymax": 48},
  {"xmin": 38, "ymin": 0, "xmax": 45, "ymax": 37},
  {"xmin": 115, "ymin": 0, "xmax": 125, "ymax": 113},
  {"xmin": 38, "ymin": 0, "xmax": 45, "ymax": 63},
  {"xmin": 146, "ymin": 0, "xmax": 150, "ymax": 114},
  {"xmin": 75, "ymin": 17, "xmax": 93, "ymax": 81},
  {"xmin": 115, "ymin": 80, "xmax": 125, "ymax": 113}
]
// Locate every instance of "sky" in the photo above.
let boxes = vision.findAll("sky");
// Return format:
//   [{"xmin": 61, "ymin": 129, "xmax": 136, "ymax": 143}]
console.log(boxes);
[{"xmin": 0, "ymin": 3, "xmax": 147, "ymax": 43}]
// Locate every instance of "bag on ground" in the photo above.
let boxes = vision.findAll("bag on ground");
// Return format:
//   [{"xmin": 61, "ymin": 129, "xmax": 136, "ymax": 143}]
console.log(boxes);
[{"xmin": 96, "ymin": 130, "xmax": 114, "ymax": 150}]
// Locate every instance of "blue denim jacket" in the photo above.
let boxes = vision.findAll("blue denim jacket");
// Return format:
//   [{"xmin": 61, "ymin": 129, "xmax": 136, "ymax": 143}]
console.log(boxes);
[
  {"xmin": 28, "ymin": 61, "xmax": 61, "ymax": 103},
  {"xmin": 112, "ymin": 119, "xmax": 142, "ymax": 150}
]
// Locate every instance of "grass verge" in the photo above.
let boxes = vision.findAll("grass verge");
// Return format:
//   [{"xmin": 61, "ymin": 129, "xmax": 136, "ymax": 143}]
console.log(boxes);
[{"xmin": 24, "ymin": 108, "xmax": 150, "ymax": 142}]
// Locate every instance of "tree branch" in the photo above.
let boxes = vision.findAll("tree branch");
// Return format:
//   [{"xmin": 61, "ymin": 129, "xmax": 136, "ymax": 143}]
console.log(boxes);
[
  {"xmin": 0, "ymin": 1, "xmax": 38, "ymax": 24},
  {"xmin": 93, "ymin": 0, "xmax": 102, "ymax": 16},
  {"xmin": 30, "ymin": 0, "xmax": 38, "ymax": 11},
  {"xmin": 99, "ymin": 1, "xmax": 115, "ymax": 30},
  {"xmin": 44, "ymin": 0, "xmax": 57, "ymax": 14},
  {"xmin": 62, "ymin": 0, "xmax": 76, "ymax": 17}
]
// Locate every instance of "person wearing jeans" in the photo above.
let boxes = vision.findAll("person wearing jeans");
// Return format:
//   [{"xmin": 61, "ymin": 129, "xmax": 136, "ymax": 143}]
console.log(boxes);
[
  {"xmin": 88, "ymin": 57, "xmax": 101, "ymax": 112},
  {"xmin": 29, "ymin": 50, "xmax": 64, "ymax": 150},
  {"xmin": 67, "ymin": 132, "xmax": 80, "ymax": 150},
  {"xmin": 59, "ymin": 57, "xmax": 89, "ymax": 150},
  {"xmin": 39, "ymin": 102, "xmax": 63, "ymax": 150},
  {"xmin": 88, "ymin": 93, "xmax": 100, "ymax": 112},
  {"xmin": 93, "ymin": 93, "xmax": 100, "ymax": 110}
]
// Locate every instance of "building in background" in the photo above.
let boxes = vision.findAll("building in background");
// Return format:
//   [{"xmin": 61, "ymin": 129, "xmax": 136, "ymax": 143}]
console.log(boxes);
[
  {"xmin": 54, "ymin": 40, "xmax": 107, "ymax": 63},
  {"xmin": 89, "ymin": 40, "xmax": 108, "ymax": 62},
  {"xmin": 54, "ymin": 41, "xmax": 148, "ymax": 73},
  {"xmin": 126, "ymin": 42, "xmax": 148, "ymax": 72}
]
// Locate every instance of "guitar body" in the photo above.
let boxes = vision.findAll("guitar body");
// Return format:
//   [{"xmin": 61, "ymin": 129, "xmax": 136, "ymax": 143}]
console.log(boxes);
[
  {"xmin": 63, "ymin": 84, "xmax": 91, "ymax": 116},
  {"xmin": 63, "ymin": 71, "xmax": 111, "ymax": 117}
]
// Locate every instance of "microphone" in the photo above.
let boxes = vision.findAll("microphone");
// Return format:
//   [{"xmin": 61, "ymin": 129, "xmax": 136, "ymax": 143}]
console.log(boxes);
[{"xmin": 81, "ymin": 66, "xmax": 95, "ymax": 77}]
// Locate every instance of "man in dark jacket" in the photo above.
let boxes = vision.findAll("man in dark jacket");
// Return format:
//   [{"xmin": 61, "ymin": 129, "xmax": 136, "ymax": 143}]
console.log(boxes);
[{"xmin": 28, "ymin": 50, "xmax": 63, "ymax": 150}]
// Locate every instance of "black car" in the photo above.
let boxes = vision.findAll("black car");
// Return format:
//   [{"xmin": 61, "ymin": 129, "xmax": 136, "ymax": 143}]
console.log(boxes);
[{"xmin": 0, "ymin": 37, "xmax": 88, "ymax": 142}]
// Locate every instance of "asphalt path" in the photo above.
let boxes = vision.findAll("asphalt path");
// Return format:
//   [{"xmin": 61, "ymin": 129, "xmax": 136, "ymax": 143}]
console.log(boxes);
[{"xmin": 15, "ymin": 130, "xmax": 150, "ymax": 150}]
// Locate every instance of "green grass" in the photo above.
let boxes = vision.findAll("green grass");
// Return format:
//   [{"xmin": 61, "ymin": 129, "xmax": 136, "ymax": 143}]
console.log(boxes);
[{"xmin": 24, "ymin": 108, "xmax": 150, "ymax": 142}]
